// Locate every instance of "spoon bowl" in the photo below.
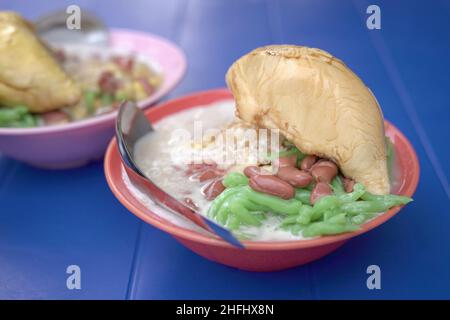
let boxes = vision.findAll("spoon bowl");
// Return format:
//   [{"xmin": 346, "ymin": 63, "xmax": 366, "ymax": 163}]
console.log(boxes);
[{"xmin": 34, "ymin": 9, "xmax": 109, "ymax": 46}]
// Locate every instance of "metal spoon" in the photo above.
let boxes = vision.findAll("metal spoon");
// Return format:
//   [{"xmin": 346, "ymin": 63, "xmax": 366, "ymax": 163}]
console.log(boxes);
[
  {"xmin": 34, "ymin": 9, "xmax": 109, "ymax": 46},
  {"xmin": 116, "ymin": 101, "xmax": 244, "ymax": 248}
]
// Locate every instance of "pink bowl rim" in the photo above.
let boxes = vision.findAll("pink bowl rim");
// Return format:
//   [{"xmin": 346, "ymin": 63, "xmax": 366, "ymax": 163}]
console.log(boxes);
[
  {"xmin": 104, "ymin": 88, "xmax": 420, "ymax": 251},
  {"xmin": 0, "ymin": 28, "xmax": 186, "ymax": 136}
]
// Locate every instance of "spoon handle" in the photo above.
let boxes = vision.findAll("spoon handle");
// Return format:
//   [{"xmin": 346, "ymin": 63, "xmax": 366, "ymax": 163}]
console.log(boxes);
[
  {"xmin": 116, "ymin": 101, "xmax": 244, "ymax": 248},
  {"xmin": 123, "ymin": 164, "xmax": 244, "ymax": 248}
]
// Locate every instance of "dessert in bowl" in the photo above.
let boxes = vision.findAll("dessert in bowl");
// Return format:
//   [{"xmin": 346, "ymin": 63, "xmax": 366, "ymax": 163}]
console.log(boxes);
[
  {"xmin": 105, "ymin": 46, "xmax": 419, "ymax": 271},
  {"xmin": 0, "ymin": 12, "xmax": 185, "ymax": 168}
]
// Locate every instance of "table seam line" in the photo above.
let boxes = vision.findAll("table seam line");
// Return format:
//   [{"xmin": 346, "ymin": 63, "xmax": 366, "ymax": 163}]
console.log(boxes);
[
  {"xmin": 0, "ymin": 162, "xmax": 18, "ymax": 201},
  {"xmin": 125, "ymin": 221, "xmax": 143, "ymax": 300}
]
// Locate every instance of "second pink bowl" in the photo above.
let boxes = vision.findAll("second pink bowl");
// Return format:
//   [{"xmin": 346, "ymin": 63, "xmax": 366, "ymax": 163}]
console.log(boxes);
[{"xmin": 0, "ymin": 29, "xmax": 186, "ymax": 169}]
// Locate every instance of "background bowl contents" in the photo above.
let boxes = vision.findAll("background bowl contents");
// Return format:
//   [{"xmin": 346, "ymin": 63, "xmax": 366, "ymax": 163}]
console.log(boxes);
[
  {"xmin": 0, "ymin": 29, "xmax": 186, "ymax": 168},
  {"xmin": 0, "ymin": 45, "xmax": 163, "ymax": 128}
]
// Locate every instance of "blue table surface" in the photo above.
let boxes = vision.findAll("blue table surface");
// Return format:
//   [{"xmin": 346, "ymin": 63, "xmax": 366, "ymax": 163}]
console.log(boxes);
[{"xmin": 1, "ymin": 0, "xmax": 449, "ymax": 299}]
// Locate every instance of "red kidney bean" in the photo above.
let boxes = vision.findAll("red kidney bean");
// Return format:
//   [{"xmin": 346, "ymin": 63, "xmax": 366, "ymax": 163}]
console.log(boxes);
[
  {"xmin": 310, "ymin": 182, "xmax": 333, "ymax": 204},
  {"xmin": 112, "ymin": 56, "xmax": 134, "ymax": 72},
  {"xmin": 300, "ymin": 155, "xmax": 318, "ymax": 171},
  {"xmin": 138, "ymin": 77, "xmax": 156, "ymax": 95},
  {"xmin": 196, "ymin": 169, "xmax": 223, "ymax": 182},
  {"xmin": 312, "ymin": 160, "xmax": 337, "ymax": 170},
  {"xmin": 98, "ymin": 71, "xmax": 120, "ymax": 94},
  {"xmin": 343, "ymin": 177, "xmax": 355, "ymax": 193},
  {"xmin": 274, "ymin": 155, "xmax": 297, "ymax": 168},
  {"xmin": 276, "ymin": 167, "xmax": 312, "ymax": 188},
  {"xmin": 202, "ymin": 179, "xmax": 225, "ymax": 200},
  {"xmin": 249, "ymin": 174, "xmax": 295, "ymax": 200},
  {"xmin": 53, "ymin": 49, "xmax": 66, "ymax": 63},
  {"xmin": 41, "ymin": 111, "xmax": 70, "ymax": 125},
  {"xmin": 310, "ymin": 161, "xmax": 338, "ymax": 183},
  {"xmin": 243, "ymin": 166, "xmax": 270, "ymax": 178},
  {"xmin": 186, "ymin": 162, "xmax": 217, "ymax": 175}
]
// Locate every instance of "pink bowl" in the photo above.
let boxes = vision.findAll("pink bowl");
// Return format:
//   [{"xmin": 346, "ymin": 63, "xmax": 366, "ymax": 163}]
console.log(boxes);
[
  {"xmin": 0, "ymin": 29, "xmax": 186, "ymax": 169},
  {"xmin": 104, "ymin": 89, "xmax": 420, "ymax": 272}
]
